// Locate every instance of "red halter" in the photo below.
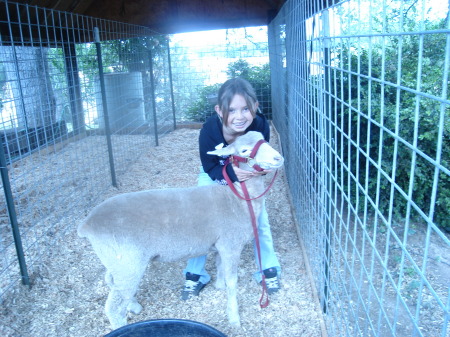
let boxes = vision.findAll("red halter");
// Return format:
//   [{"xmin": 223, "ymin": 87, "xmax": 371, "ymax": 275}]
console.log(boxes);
[
  {"xmin": 222, "ymin": 139, "xmax": 278, "ymax": 201},
  {"xmin": 226, "ymin": 139, "xmax": 266, "ymax": 172}
]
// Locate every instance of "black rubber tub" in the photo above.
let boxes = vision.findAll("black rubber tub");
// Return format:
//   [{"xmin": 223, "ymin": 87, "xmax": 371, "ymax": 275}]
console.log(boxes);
[{"xmin": 104, "ymin": 319, "xmax": 227, "ymax": 337}]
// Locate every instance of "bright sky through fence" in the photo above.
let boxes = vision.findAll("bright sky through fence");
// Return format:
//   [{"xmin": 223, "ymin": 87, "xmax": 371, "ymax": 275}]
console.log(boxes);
[
  {"xmin": 169, "ymin": 0, "xmax": 447, "ymax": 83},
  {"xmin": 170, "ymin": 26, "xmax": 269, "ymax": 85},
  {"xmin": 170, "ymin": 26, "xmax": 268, "ymax": 48},
  {"xmin": 171, "ymin": 0, "xmax": 448, "ymax": 47}
]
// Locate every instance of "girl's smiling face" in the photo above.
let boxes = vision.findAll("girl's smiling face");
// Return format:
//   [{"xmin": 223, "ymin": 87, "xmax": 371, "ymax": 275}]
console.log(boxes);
[{"xmin": 216, "ymin": 94, "xmax": 257, "ymax": 139}]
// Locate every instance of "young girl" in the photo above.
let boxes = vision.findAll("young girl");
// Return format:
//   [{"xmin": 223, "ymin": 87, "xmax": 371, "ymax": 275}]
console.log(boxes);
[{"xmin": 181, "ymin": 77, "xmax": 281, "ymax": 300}]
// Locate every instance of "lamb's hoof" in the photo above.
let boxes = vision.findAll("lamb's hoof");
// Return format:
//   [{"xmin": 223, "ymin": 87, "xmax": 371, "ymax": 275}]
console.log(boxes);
[
  {"xmin": 127, "ymin": 301, "xmax": 143, "ymax": 314},
  {"xmin": 110, "ymin": 318, "xmax": 127, "ymax": 330},
  {"xmin": 215, "ymin": 280, "xmax": 226, "ymax": 290},
  {"xmin": 229, "ymin": 318, "xmax": 241, "ymax": 328},
  {"xmin": 228, "ymin": 311, "xmax": 241, "ymax": 328}
]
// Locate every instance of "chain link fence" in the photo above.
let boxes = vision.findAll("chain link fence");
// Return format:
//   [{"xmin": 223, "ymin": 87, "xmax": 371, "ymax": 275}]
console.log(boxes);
[{"xmin": 269, "ymin": 0, "xmax": 449, "ymax": 336}]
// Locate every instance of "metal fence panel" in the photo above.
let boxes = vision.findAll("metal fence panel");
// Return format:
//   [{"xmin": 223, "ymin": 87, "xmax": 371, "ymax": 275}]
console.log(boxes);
[
  {"xmin": 168, "ymin": 27, "xmax": 271, "ymax": 123},
  {"xmin": 1, "ymin": 0, "xmax": 449, "ymax": 336},
  {"xmin": 269, "ymin": 0, "xmax": 450, "ymax": 336},
  {"xmin": 0, "ymin": 2, "xmax": 273, "ymax": 304},
  {"xmin": 0, "ymin": 0, "xmax": 174, "ymax": 299}
]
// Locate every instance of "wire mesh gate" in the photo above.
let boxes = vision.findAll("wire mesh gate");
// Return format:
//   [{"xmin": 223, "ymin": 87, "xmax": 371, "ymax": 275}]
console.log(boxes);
[
  {"xmin": 0, "ymin": 0, "xmax": 175, "ymax": 298},
  {"xmin": 269, "ymin": 0, "xmax": 449, "ymax": 336},
  {"xmin": 0, "ymin": 0, "xmax": 272, "ymax": 308}
]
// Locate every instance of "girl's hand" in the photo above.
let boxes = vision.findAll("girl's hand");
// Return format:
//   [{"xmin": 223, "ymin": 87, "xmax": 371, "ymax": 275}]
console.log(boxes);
[{"xmin": 232, "ymin": 166, "xmax": 272, "ymax": 182}]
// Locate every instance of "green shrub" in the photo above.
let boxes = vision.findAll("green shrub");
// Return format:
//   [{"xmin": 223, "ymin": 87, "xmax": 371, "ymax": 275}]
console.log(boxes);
[
  {"xmin": 184, "ymin": 84, "xmax": 221, "ymax": 122},
  {"xmin": 331, "ymin": 26, "xmax": 449, "ymax": 231},
  {"xmin": 184, "ymin": 59, "xmax": 272, "ymax": 122}
]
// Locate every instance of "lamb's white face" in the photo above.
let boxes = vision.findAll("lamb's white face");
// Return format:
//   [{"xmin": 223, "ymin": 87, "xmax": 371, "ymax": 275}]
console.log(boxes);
[
  {"xmin": 207, "ymin": 131, "xmax": 285, "ymax": 170},
  {"xmin": 251, "ymin": 142, "xmax": 284, "ymax": 169}
]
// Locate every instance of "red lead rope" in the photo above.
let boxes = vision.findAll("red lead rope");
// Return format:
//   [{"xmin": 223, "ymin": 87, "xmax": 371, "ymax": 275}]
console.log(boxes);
[
  {"xmin": 240, "ymin": 181, "xmax": 270, "ymax": 309},
  {"xmin": 222, "ymin": 162, "xmax": 278, "ymax": 202},
  {"xmin": 222, "ymin": 160, "xmax": 277, "ymax": 308}
]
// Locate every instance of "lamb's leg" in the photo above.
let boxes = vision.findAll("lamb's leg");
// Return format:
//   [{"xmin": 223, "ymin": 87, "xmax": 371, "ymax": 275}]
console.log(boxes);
[
  {"xmin": 105, "ymin": 287, "xmax": 128, "ymax": 329},
  {"xmin": 105, "ymin": 270, "xmax": 142, "ymax": 314},
  {"xmin": 215, "ymin": 253, "xmax": 226, "ymax": 289},
  {"xmin": 216, "ymin": 244, "xmax": 242, "ymax": 327},
  {"xmin": 98, "ymin": 248, "xmax": 148, "ymax": 329},
  {"xmin": 127, "ymin": 298, "xmax": 143, "ymax": 314},
  {"xmin": 103, "ymin": 270, "xmax": 127, "ymax": 328},
  {"xmin": 105, "ymin": 267, "xmax": 146, "ymax": 329}
]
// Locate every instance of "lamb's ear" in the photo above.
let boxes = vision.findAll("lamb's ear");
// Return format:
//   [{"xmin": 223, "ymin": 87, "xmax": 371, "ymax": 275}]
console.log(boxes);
[{"xmin": 207, "ymin": 145, "xmax": 236, "ymax": 157}]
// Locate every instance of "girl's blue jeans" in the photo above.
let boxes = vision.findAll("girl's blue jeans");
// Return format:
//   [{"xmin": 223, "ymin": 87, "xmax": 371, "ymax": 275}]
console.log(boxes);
[{"xmin": 183, "ymin": 168, "xmax": 281, "ymax": 284}]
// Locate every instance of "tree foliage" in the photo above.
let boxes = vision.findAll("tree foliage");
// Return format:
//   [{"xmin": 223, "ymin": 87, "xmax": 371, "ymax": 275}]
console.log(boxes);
[{"xmin": 184, "ymin": 59, "xmax": 272, "ymax": 122}]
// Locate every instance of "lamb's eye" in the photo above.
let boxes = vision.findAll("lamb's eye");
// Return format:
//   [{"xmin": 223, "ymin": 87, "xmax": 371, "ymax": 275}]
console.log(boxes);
[{"xmin": 241, "ymin": 149, "xmax": 249, "ymax": 154}]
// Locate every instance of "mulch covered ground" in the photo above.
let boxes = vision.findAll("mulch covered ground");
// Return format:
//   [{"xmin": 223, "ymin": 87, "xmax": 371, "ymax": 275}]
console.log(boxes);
[{"xmin": 1, "ymin": 126, "xmax": 326, "ymax": 337}]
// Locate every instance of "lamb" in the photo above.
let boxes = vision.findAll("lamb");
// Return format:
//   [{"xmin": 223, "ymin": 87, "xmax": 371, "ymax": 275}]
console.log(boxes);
[{"xmin": 77, "ymin": 131, "xmax": 284, "ymax": 329}]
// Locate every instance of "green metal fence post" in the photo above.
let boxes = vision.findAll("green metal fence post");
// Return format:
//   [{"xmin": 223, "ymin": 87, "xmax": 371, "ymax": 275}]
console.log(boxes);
[
  {"xmin": 0, "ymin": 144, "xmax": 30, "ymax": 286},
  {"xmin": 148, "ymin": 48, "xmax": 159, "ymax": 146},
  {"xmin": 94, "ymin": 27, "xmax": 117, "ymax": 187},
  {"xmin": 167, "ymin": 41, "xmax": 177, "ymax": 131}
]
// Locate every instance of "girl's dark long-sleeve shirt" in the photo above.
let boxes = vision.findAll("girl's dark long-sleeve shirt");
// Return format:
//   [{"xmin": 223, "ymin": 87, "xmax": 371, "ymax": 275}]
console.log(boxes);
[{"xmin": 199, "ymin": 112, "xmax": 270, "ymax": 185}]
